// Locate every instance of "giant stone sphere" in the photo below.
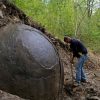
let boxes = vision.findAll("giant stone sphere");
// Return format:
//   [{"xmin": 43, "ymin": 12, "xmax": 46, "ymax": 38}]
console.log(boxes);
[{"xmin": 0, "ymin": 23, "xmax": 63, "ymax": 100}]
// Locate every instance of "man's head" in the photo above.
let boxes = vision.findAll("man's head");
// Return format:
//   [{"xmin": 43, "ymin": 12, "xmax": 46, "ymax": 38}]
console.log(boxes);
[{"xmin": 64, "ymin": 36, "xmax": 72, "ymax": 43}]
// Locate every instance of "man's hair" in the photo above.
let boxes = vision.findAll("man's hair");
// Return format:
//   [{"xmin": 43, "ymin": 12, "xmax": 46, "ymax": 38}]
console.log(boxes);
[{"xmin": 64, "ymin": 36, "xmax": 71, "ymax": 42}]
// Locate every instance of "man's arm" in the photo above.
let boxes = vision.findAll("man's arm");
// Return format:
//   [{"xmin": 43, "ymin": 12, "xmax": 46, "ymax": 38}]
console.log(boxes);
[{"xmin": 71, "ymin": 41, "xmax": 81, "ymax": 58}]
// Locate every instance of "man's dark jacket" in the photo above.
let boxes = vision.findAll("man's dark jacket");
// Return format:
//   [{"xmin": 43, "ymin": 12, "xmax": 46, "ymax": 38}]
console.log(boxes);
[{"xmin": 70, "ymin": 39, "xmax": 87, "ymax": 58}]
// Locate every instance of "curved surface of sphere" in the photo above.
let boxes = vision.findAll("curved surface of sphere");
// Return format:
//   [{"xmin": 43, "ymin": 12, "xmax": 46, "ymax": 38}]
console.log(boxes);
[{"xmin": 0, "ymin": 23, "xmax": 63, "ymax": 100}]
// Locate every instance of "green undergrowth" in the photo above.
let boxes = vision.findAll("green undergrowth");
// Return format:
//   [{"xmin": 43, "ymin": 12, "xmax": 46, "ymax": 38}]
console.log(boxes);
[
  {"xmin": 11, "ymin": 0, "xmax": 100, "ymax": 54},
  {"xmin": 80, "ymin": 33, "xmax": 100, "ymax": 53}
]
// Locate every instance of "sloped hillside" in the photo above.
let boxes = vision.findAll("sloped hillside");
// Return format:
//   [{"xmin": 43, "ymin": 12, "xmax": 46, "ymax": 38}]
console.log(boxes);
[{"xmin": 0, "ymin": 1, "xmax": 100, "ymax": 100}]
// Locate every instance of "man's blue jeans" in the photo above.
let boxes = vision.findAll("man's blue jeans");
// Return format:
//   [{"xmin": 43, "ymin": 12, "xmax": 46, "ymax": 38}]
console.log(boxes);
[{"xmin": 76, "ymin": 54, "xmax": 88, "ymax": 83}]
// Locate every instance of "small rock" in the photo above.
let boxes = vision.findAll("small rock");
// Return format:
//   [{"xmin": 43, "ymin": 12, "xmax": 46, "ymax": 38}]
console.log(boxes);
[
  {"xmin": 0, "ymin": 10, "xmax": 3, "ymax": 18},
  {"xmin": 0, "ymin": 2, "xmax": 6, "ymax": 9},
  {"xmin": 12, "ymin": 16, "xmax": 20, "ymax": 22},
  {"xmin": 87, "ymin": 96, "xmax": 100, "ymax": 100},
  {"xmin": 80, "ymin": 96, "xmax": 86, "ymax": 100},
  {"xmin": 63, "ymin": 96, "xmax": 72, "ymax": 100},
  {"xmin": 94, "ymin": 72, "xmax": 100, "ymax": 78}
]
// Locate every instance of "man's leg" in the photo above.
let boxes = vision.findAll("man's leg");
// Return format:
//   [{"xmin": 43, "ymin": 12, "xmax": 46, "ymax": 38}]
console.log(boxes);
[
  {"xmin": 76, "ymin": 56, "xmax": 83, "ymax": 84},
  {"xmin": 81, "ymin": 55, "xmax": 88, "ymax": 81},
  {"xmin": 81, "ymin": 67, "xmax": 86, "ymax": 81}
]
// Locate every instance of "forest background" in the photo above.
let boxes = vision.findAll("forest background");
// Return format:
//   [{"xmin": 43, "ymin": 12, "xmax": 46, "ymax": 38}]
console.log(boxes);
[{"xmin": 11, "ymin": 0, "xmax": 100, "ymax": 53}]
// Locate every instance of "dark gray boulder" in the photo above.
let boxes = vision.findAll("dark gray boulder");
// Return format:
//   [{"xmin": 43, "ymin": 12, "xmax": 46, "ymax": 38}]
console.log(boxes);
[{"xmin": 0, "ymin": 23, "xmax": 63, "ymax": 100}]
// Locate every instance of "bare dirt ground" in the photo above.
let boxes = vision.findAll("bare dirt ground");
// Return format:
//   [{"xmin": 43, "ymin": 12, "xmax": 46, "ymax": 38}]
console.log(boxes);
[
  {"xmin": 0, "ymin": 1, "xmax": 100, "ymax": 100},
  {"xmin": 57, "ymin": 45, "xmax": 100, "ymax": 100}
]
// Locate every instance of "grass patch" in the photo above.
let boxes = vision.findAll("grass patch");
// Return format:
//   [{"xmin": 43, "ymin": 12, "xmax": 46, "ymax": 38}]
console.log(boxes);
[{"xmin": 80, "ymin": 33, "xmax": 100, "ymax": 53}]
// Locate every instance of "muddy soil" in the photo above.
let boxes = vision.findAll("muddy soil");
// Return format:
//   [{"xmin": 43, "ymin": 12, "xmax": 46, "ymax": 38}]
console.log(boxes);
[{"xmin": 0, "ymin": 1, "xmax": 100, "ymax": 100}]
